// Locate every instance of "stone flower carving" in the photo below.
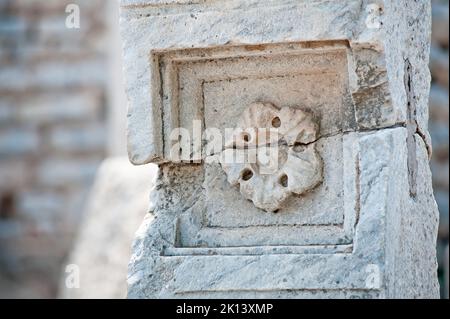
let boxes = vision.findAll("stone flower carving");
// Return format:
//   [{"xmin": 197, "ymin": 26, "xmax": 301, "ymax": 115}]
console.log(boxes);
[{"xmin": 219, "ymin": 102, "xmax": 323, "ymax": 212}]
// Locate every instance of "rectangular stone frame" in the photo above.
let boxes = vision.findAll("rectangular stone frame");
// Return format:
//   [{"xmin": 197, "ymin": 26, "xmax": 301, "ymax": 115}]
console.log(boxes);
[
  {"xmin": 146, "ymin": 42, "xmax": 357, "ymax": 251},
  {"xmin": 147, "ymin": 41, "xmax": 385, "ymax": 295}
]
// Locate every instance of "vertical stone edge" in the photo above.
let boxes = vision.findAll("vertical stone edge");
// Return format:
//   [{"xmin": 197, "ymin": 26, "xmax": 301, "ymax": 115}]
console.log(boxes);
[
  {"xmin": 118, "ymin": 3, "xmax": 164, "ymax": 165},
  {"xmin": 382, "ymin": 0, "xmax": 440, "ymax": 298}
]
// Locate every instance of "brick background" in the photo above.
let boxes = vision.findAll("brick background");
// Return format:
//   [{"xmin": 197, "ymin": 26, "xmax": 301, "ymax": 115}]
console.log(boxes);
[{"xmin": 0, "ymin": 0, "xmax": 110, "ymax": 298}]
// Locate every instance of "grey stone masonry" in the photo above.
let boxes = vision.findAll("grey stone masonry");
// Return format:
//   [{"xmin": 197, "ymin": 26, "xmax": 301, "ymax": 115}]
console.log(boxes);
[{"xmin": 120, "ymin": 0, "xmax": 440, "ymax": 298}]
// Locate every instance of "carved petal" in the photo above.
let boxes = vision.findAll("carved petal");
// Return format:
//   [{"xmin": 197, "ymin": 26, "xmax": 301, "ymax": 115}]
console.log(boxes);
[
  {"xmin": 225, "ymin": 102, "xmax": 318, "ymax": 148},
  {"xmin": 282, "ymin": 145, "xmax": 323, "ymax": 194}
]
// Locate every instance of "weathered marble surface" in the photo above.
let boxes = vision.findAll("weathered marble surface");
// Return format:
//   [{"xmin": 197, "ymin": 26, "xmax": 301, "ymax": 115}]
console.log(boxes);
[{"xmin": 120, "ymin": 0, "xmax": 440, "ymax": 298}]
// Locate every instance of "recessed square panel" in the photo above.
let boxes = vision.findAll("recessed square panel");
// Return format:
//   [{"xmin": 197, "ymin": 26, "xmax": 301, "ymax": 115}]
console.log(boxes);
[{"xmin": 153, "ymin": 41, "xmax": 358, "ymax": 250}]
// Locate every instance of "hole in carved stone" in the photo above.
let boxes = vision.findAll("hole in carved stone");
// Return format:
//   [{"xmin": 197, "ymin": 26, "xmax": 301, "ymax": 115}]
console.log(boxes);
[
  {"xmin": 272, "ymin": 116, "xmax": 281, "ymax": 128},
  {"xmin": 241, "ymin": 132, "xmax": 251, "ymax": 143},
  {"xmin": 241, "ymin": 169, "xmax": 254, "ymax": 181},
  {"xmin": 293, "ymin": 145, "xmax": 306, "ymax": 153},
  {"xmin": 279, "ymin": 174, "xmax": 288, "ymax": 187}
]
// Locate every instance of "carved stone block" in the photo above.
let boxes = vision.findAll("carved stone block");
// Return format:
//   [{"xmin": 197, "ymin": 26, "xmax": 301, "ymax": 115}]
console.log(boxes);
[{"xmin": 120, "ymin": 0, "xmax": 440, "ymax": 298}]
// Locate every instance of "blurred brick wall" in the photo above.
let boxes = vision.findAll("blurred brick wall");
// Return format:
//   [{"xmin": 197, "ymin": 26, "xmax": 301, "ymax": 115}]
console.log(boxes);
[
  {"xmin": 430, "ymin": 0, "xmax": 449, "ymax": 299},
  {"xmin": 0, "ymin": 0, "xmax": 110, "ymax": 298}
]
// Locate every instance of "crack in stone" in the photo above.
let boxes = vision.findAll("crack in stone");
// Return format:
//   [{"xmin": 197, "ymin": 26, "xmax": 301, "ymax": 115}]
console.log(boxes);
[
  {"xmin": 415, "ymin": 126, "xmax": 432, "ymax": 159},
  {"xmin": 404, "ymin": 58, "xmax": 418, "ymax": 198},
  {"xmin": 202, "ymin": 123, "xmax": 410, "ymax": 160}
]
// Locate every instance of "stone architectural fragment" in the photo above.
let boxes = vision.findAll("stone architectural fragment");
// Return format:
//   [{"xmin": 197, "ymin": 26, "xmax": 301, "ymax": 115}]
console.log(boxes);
[{"xmin": 120, "ymin": 0, "xmax": 440, "ymax": 298}]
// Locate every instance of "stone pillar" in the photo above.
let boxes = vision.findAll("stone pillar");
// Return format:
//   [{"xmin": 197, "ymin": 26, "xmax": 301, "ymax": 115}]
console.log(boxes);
[{"xmin": 120, "ymin": 0, "xmax": 440, "ymax": 298}]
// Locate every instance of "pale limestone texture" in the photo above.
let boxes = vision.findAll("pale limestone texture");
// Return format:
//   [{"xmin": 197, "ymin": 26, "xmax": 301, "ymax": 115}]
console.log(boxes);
[{"xmin": 120, "ymin": 0, "xmax": 440, "ymax": 298}]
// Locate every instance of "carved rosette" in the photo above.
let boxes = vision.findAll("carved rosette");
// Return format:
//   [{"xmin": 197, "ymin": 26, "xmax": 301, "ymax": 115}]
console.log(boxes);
[{"xmin": 219, "ymin": 102, "xmax": 323, "ymax": 212}]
